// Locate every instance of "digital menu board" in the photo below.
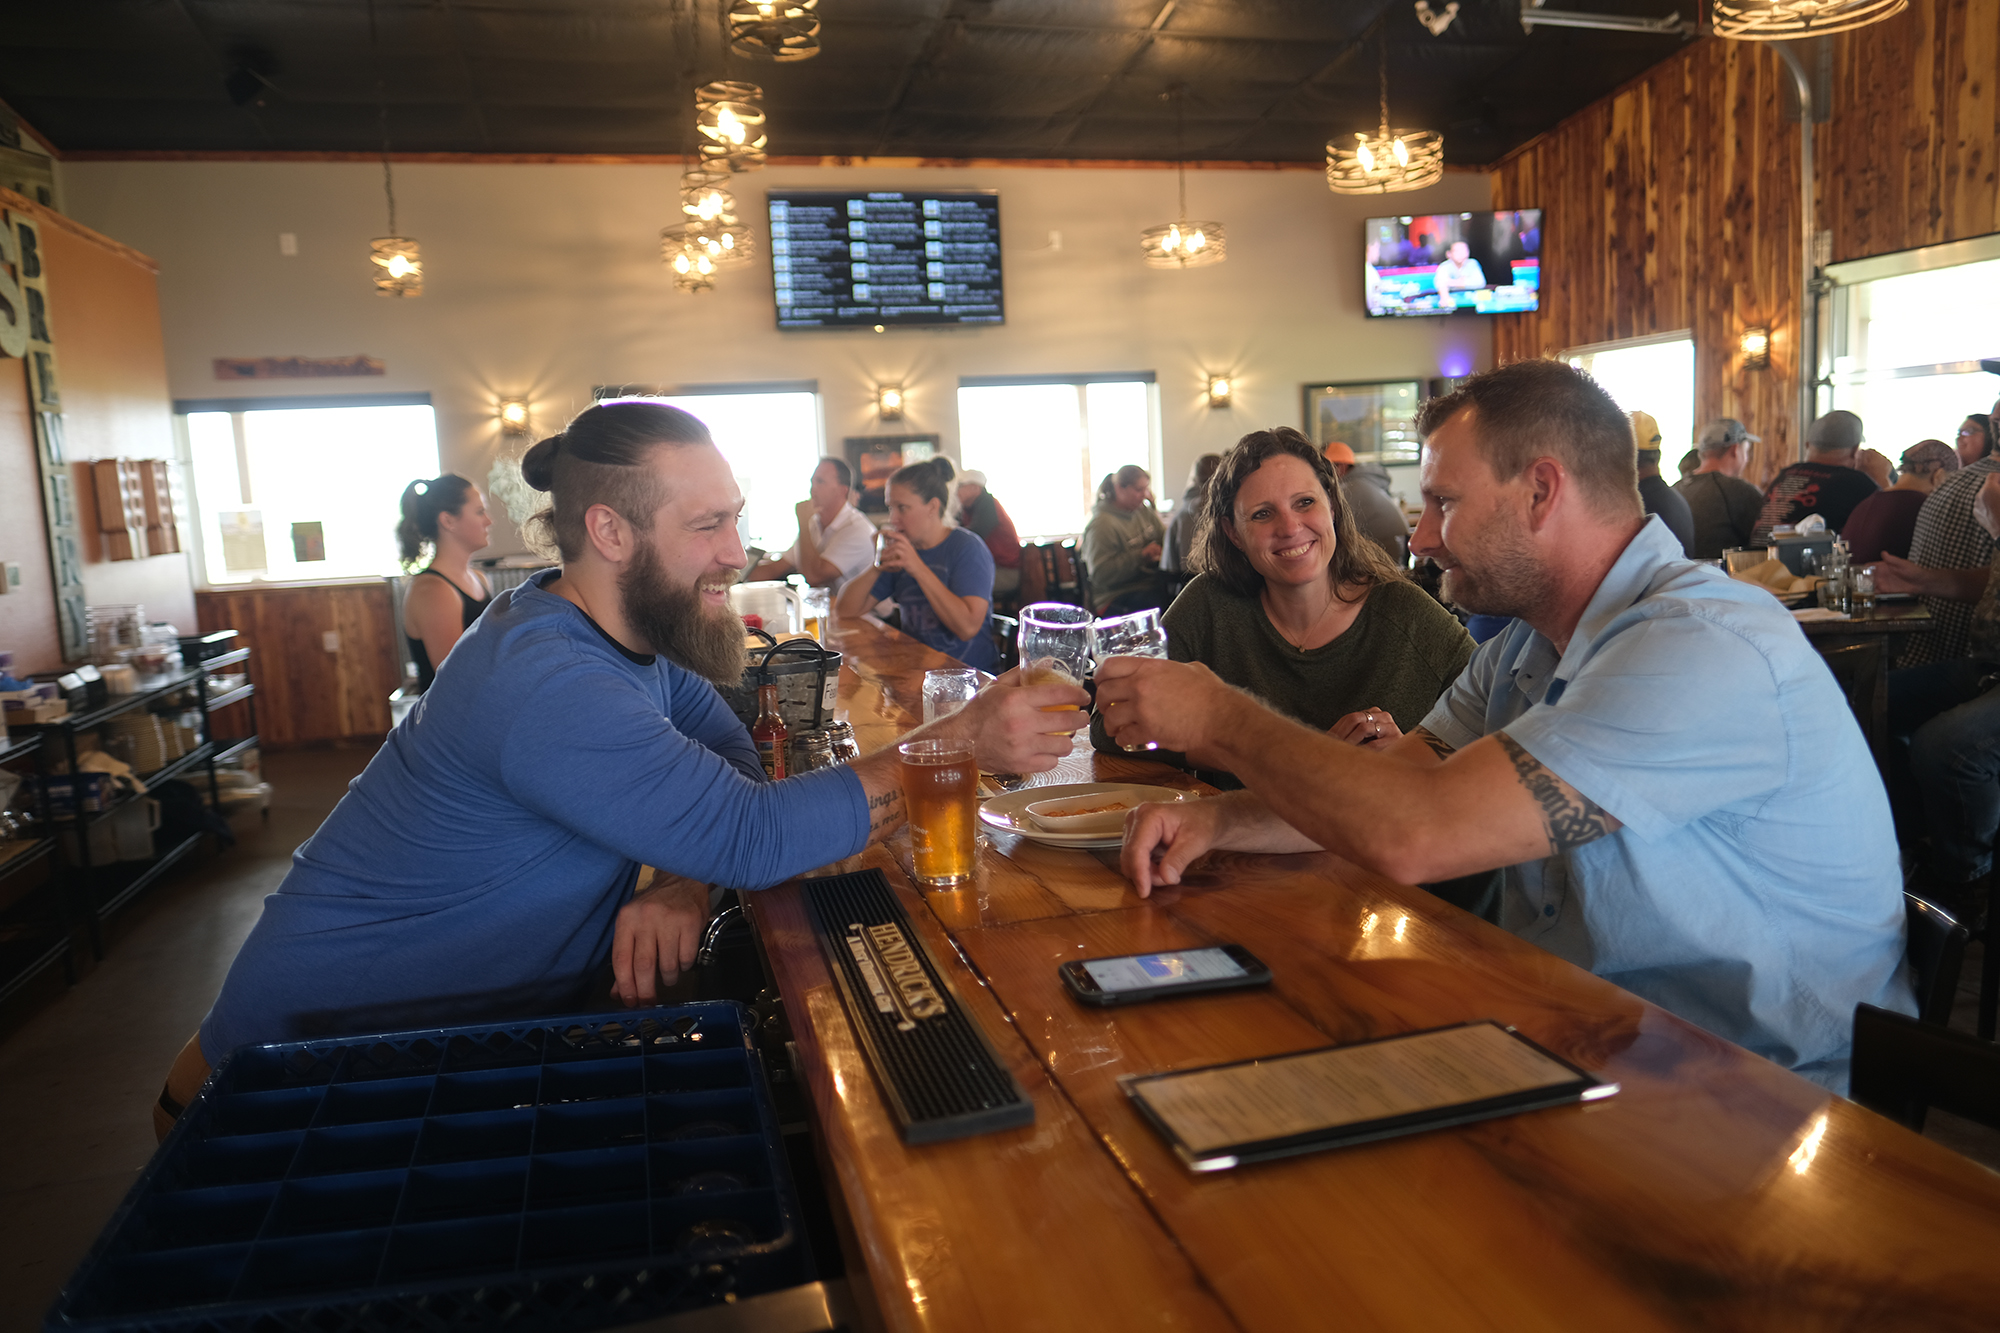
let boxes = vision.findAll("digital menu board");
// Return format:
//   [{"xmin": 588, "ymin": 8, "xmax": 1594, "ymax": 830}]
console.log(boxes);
[{"xmin": 769, "ymin": 190, "xmax": 1004, "ymax": 330}]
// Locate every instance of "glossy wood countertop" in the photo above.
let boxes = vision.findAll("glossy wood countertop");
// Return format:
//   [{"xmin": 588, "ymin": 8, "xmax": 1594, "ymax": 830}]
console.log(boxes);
[{"xmin": 747, "ymin": 615, "xmax": 2000, "ymax": 1333}]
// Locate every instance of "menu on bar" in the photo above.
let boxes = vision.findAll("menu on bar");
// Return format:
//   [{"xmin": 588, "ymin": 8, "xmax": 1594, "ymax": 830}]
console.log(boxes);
[{"xmin": 769, "ymin": 190, "xmax": 1004, "ymax": 330}]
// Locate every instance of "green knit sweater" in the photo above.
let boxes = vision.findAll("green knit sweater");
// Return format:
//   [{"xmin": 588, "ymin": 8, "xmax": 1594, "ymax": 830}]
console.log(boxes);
[{"xmin": 1093, "ymin": 573, "xmax": 1475, "ymax": 787}]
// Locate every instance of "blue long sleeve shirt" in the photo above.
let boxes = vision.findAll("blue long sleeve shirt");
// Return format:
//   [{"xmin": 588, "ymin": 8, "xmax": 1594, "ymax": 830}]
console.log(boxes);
[{"xmin": 199, "ymin": 569, "xmax": 869, "ymax": 1060}]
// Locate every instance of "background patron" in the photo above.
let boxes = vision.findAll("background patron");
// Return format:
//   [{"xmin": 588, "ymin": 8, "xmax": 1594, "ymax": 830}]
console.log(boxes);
[
  {"xmin": 1081, "ymin": 464, "xmax": 1167, "ymax": 614},
  {"xmin": 954, "ymin": 469, "xmax": 1023, "ymax": 601},
  {"xmin": 1751, "ymin": 410, "xmax": 1880, "ymax": 544},
  {"xmin": 1844, "ymin": 439, "xmax": 1959, "ymax": 562},
  {"xmin": 1324, "ymin": 440, "xmax": 1411, "ymax": 564},
  {"xmin": 747, "ymin": 457, "xmax": 876, "ymax": 594},
  {"xmin": 1675, "ymin": 418, "xmax": 1764, "ymax": 558}
]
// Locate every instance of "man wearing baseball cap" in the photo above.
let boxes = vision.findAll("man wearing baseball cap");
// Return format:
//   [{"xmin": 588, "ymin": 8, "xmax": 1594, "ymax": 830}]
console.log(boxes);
[
  {"xmin": 1323, "ymin": 440, "xmax": 1411, "ymax": 563},
  {"xmin": 1750, "ymin": 409, "xmax": 1880, "ymax": 545},
  {"xmin": 954, "ymin": 469, "xmax": 1023, "ymax": 600},
  {"xmin": 1676, "ymin": 417, "xmax": 1766, "ymax": 558},
  {"xmin": 1844, "ymin": 439, "xmax": 1960, "ymax": 562},
  {"xmin": 1629, "ymin": 410, "xmax": 1695, "ymax": 556}
]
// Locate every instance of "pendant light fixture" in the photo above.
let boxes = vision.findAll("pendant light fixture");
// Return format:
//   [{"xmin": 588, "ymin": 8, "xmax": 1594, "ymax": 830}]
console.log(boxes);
[
  {"xmin": 1325, "ymin": 39, "xmax": 1444, "ymax": 196},
  {"xmin": 1710, "ymin": 0, "xmax": 1905, "ymax": 37},
  {"xmin": 728, "ymin": 0, "xmax": 821, "ymax": 62},
  {"xmin": 365, "ymin": 0, "xmax": 420, "ymax": 295},
  {"xmin": 1139, "ymin": 87, "xmax": 1226, "ymax": 270},
  {"xmin": 696, "ymin": 80, "xmax": 769, "ymax": 173}
]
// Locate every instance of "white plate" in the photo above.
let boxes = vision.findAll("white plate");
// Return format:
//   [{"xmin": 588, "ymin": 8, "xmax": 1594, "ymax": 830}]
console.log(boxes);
[{"xmin": 979, "ymin": 783, "xmax": 1195, "ymax": 850}]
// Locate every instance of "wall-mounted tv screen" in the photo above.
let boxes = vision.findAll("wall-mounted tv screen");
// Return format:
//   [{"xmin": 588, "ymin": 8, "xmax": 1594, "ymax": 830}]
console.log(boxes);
[
  {"xmin": 1366, "ymin": 209, "xmax": 1542, "ymax": 318},
  {"xmin": 769, "ymin": 190, "xmax": 1004, "ymax": 330}
]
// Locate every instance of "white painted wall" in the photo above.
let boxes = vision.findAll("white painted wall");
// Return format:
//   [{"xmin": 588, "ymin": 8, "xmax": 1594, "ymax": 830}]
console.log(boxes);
[{"xmin": 62, "ymin": 159, "xmax": 1491, "ymax": 556}]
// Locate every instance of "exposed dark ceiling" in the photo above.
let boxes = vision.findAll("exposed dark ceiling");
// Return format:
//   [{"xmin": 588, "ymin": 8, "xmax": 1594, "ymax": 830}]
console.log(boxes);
[{"xmin": 0, "ymin": 0, "xmax": 1699, "ymax": 166}]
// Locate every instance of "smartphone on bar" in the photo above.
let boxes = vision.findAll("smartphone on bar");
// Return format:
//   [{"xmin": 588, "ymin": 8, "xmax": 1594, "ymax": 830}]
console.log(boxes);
[{"xmin": 1059, "ymin": 944, "xmax": 1271, "ymax": 1007}]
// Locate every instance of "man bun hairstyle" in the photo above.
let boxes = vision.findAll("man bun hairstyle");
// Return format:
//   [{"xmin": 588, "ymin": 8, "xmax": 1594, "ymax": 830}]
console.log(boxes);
[
  {"xmin": 396, "ymin": 473, "xmax": 475, "ymax": 570},
  {"xmin": 888, "ymin": 455, "xmax": 956, "ymax": 519},
  {"xmin": 520, "ymin": 400, "xmax": 714, "ymax": 560},
  {"xmin": 1415, "ymin": 359, "xmax": 1641, "ymax": 520},
  {"xmin": 1192, "ymin": 427, "xmax": 1404, "ymax": 601}
]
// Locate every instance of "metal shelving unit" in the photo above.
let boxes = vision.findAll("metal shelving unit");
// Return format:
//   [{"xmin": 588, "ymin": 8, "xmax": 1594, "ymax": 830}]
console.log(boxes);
[
  {"xmin": 21, "ymin": 640, "xmax": 258, "ymax": 964},
  {"xmin": 0, "ymin": 730, "xmax": 71, "ymax": 1006}
]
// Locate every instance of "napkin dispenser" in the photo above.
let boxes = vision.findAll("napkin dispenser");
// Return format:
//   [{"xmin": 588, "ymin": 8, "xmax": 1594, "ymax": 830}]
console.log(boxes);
[{"xmin": 1774, "ymin": 534, "xmax": 1835, "ymax": 577}]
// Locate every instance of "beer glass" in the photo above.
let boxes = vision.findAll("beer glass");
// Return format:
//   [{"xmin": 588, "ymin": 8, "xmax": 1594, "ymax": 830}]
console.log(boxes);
[
  {"xmin": 899, "ymin": 739, "xmax": 978, "ymax": 887},
  {"xmin": 1018, "ymin": 603, "xmax": 1095, "ymax": 718},
  {"xmin": 923, "ymin": 667, "xmax": 981, "ymax": 723},
  {"xmin": 1093, "ymin": 608, "xmax": 1168, "ymax": 752}
]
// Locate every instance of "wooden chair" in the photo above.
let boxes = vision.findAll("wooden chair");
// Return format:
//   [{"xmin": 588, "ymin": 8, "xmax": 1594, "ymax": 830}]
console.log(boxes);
[
  {"xmin": 1066, "ymin": 540, "xmax": 1094, "ymax": 613},
  {"xmin": 989, "ymin": 614, "xmax": 1020, "ymax": 671},
  {"xmin": 1851, "ymin": 1002, "xmax": 2000, "ymax": 1133},
  {"xmin": 1031, "ymin": 541, "xmax": 1088, "ymax": 610},
  {"xmin": 1903, "ymin": 891, "xmax": 1970, "ymax": 1026}
]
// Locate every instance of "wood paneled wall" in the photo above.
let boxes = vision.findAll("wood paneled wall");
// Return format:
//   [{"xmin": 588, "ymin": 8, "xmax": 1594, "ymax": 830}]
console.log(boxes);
[
  {"xmin": 196, "ymin": 582, "xmax": 399, "ymax": 748},
  {"xmin": 1490, "ymin": 0, "xmax": 2000, "ymax": 486}
]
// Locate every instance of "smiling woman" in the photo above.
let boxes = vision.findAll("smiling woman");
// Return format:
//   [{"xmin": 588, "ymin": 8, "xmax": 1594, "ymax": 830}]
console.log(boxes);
[{"xmin": 1092, "ymin": 426, "xmax": 1472, "ymax": 789}]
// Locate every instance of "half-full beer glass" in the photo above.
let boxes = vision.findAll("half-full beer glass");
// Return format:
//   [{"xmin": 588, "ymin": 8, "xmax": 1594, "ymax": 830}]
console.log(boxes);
[
  {"xmin": 899, "ymin": 739, "xmax": 978, "ymax": 887},
  {"xmin": 1094, "ymin": 607, "xmax": 1168, "ymax": 751},
  {"xmin": 1018, "ymin": 603, "xmax": 1095, "ymax": 719}
]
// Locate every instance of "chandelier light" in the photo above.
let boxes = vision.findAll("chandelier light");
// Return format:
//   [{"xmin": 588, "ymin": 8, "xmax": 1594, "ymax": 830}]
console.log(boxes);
[
  {"xmin": 1326, "ymin": 41, "xmax": 1444, "ymax": 196},
  {"xmin": 664, "ymin": 231, "xmax": 719, "ymax": 293},
  {"xmin": 728, "ymin": 0, "xmax": 821, "ymax": 62},
  {"xmin": 364, "ymin": 1, "xmax": 420, "ymax": 296},
  {"xmin": 1139, "ymin": 88, "xmax": 1226, "ymax": 271},
  {"xmin": 1710, "ymin": 0, "xmax": 1906, "ymax": 38},
  {"xmin": 680, "ymin": 169, "xmax": 737, "ymax": 221},
  {"xmin": 695, "ymin": 80, "xmax": 768, "ymax": 173}
]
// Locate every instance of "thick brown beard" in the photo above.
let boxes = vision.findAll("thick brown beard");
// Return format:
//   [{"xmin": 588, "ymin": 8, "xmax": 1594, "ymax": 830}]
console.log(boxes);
[{"xmin": 618, "ymin": 540, "xmax": 745, "ymax": 687}]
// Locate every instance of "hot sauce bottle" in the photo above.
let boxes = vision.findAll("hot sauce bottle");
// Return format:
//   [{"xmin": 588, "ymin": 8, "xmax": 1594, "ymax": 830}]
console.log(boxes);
[{"xmin": 752, "ymin": 684, "xmax": 788, "ymax": 780}]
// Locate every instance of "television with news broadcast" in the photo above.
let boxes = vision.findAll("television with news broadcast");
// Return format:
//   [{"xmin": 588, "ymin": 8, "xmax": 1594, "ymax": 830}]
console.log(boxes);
[{"xmin": 1366, "ymin": 209, "xmax": 1542, "ymax": 318}]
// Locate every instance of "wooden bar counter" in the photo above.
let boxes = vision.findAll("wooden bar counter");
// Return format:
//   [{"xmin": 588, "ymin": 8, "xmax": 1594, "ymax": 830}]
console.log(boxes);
[{"xmin": 747, "ymin": 616, "xmax": 2000, "ymax": 1333}]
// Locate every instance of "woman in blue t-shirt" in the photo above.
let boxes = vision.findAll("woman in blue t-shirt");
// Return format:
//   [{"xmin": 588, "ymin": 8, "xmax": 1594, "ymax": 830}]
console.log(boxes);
[{"xmin": 836, "ymin": 456, "xmax": 997, "ymax": 668}]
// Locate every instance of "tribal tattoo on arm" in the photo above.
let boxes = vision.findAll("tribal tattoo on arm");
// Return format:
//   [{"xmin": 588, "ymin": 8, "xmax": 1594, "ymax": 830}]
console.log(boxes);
[
  {"xmin": 1411, "ymin": 727, "xmax": 1457, "ymax": 761},
  {"xmin": 1495, "ymin": 732, "xmax": 1617, "ymax": 853}
]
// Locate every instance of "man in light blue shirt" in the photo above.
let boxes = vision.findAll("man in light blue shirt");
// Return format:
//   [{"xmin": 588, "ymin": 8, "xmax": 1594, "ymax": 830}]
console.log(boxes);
[{"xmin": 1097, "ymin": 360, "xmax": 1911, "ymax": 1091}]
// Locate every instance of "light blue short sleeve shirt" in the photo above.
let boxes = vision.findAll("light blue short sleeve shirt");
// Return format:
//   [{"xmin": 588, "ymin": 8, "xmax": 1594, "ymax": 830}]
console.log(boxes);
[{"xmin": 1420, "ymin": 518, "xmax": 1913, "ymax": 1090}]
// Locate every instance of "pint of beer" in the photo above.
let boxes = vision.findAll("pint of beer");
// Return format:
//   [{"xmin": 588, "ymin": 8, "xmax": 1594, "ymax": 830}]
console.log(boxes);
[{"xmin": 899, "ymin": 739, "xmax": 978, "ymax": 887}]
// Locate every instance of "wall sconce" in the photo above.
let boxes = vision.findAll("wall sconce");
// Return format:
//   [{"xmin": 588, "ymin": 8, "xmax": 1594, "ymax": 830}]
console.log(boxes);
[
  {"xmin": 1206, "ymin": 375, "xmax": 1233, "ymax": 409},
  {"xmin": 497, "ymin": 399, "xmax": 530, "ymax": 434},
  {"xmin": 1739, "ymin": 326, "xmax": 1771, "ymax": 370},
  {"xmin": 876, "ymin": 384, "xmax": 905, "ymax": 420}
]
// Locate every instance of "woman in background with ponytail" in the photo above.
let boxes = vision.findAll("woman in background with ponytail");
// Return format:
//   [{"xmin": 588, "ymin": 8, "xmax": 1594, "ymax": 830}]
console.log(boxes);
[
  {"xmin": 398, "ymin": 473, "xmax": 493, "ymax": 691},
  {"xmin": 836, "ymin": 455, "xmax": 997, "ymax": 668}
]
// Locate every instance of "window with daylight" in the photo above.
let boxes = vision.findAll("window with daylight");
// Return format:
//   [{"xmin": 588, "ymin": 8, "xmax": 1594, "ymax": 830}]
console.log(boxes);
[
  {"xmin": 1564, "ymin": 335, "xmax": 1696, "ymax": 460},
  {"xmin": 181, "ymin": 398, "xmax": 441, "ymax": 585},
  {"xmin": 1823, "ymin": 239, "xmax": 2000, "ymax": 443},
  {"xmin": 957, "ymin": 375, "xmax": 1161, "ymax": 540},
  {"xmin": 632, "ymin": 387, "xmax": 823, "ymax": 554}
]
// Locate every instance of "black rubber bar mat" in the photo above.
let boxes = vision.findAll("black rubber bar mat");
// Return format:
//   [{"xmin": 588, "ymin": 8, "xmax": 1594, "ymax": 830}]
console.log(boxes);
[{"xmin": 802, "ymin": 868, "xmax": 1033, "ymax": 1143}]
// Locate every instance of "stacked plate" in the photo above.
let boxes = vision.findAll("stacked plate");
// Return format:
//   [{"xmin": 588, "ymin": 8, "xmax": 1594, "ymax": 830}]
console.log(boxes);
[{"xmin": 977, "ymin": 783, "xmax": 1194, "ymax": 851}]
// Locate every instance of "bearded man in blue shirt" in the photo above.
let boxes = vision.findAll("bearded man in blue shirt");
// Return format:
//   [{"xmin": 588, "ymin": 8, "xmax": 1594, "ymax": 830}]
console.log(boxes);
[
  {"xmin": 156, "ymin": 401, "xmax": 1086, "ymax": 1137},
  {"xmin": 1098, "ymin": 360, "xmax": 1912, "ymax": 1092}
]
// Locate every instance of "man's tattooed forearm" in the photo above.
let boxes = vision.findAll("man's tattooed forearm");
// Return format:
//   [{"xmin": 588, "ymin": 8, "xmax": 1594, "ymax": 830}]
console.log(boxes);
[
  {"xmin": 1495, "ymin": 732, "xmax": 1612, "ymax": 853},
  {"xmin": 1412, "ymin": 727, "xmax": 1456, "ymax": 760},
  {"xmin": 866, "ymin": 787, "xmax": 906, "ymax": 838}
]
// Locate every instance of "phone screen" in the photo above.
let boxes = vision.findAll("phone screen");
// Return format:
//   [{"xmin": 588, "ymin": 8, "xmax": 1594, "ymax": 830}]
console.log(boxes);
[{"xmin": 1082, "ymin": 948, "xmax": 1247, "ymax": 993}]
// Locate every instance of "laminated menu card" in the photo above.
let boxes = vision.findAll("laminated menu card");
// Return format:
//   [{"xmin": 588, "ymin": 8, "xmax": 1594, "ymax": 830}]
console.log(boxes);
[{"xmin": 1123, "ymin": 1021, "xmax": 1618, "ymax": 1172}]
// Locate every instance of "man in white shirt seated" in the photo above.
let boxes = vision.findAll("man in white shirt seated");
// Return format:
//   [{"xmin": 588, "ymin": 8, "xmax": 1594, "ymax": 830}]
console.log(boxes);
[
  {"xmin": 748, "ymin": 456, "xmax": 877, "ymax": 593},
  {"xmin": 1433, "ymin": 240, "xmax": 1487, "ymax": 294}
]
